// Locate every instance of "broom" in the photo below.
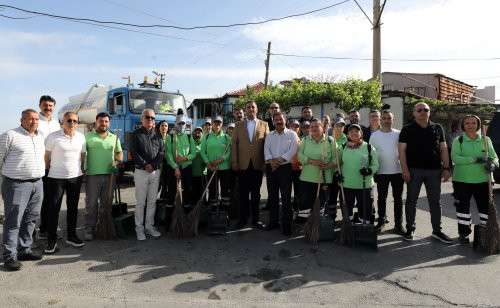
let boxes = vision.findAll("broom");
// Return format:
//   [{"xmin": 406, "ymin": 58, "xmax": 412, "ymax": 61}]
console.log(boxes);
[
  {"xmin": 95, "ymin": 130, "xmax": 118, "ymax": 240},
  {"xmin": 185, "ymin": 141, "xmax": 231, "ymax": 237},
  {"xmin": 334, "ymin": 136, "xmax": 353, "ymax": 246},
  {"xmin": 482, "ymin": 126, "xmax": 500, "ymax": 254},
  {"xmin": 170, "ymin": 132, "xmax": 187, "ymax": 238},
  {"xmin": 304, "ymin": 137, "xmax": 327, "ymax": 244}
]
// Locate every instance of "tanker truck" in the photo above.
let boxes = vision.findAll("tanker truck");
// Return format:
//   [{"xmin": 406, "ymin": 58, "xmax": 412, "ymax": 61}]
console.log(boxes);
[{"xmin": 58, "ymin": 77, "xmax": 189, "ymax": 170}]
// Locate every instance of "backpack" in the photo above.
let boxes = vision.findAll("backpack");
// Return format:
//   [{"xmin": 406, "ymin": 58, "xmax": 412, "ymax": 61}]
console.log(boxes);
[{"xmin": 342, "ymin": 142, "xmax": 373, "ymax": 166}]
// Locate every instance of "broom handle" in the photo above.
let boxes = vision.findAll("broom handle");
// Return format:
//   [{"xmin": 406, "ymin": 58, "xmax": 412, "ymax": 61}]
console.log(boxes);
[
  {"xmin": 482, "ymin": 126, "xmax": 494, "ymax": 204},
  {"xmin": 333, "ymin": 136, "xmax": 348, "ymax": 220}
]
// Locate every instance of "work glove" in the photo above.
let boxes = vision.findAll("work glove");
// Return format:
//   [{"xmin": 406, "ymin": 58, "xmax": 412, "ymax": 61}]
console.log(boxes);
[
  {"xmin": 475, "ymin": 157, "xmax": 487, "ymax": 164},
  {"xmin": 359, "ymin": 167, "xmax": 373, "ymax": 176},
  {"xmin": 484, "ymin": 158, "xmax": 497, "ymax": 172},
  {"xmin": 333, "ymin": 171, "xmax": 344, "ymax": 183}
]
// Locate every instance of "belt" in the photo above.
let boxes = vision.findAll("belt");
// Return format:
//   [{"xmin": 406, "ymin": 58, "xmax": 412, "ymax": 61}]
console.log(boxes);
[{"xmin": 5, "ymin": 176, "xmax": 42, "ymax": 183}]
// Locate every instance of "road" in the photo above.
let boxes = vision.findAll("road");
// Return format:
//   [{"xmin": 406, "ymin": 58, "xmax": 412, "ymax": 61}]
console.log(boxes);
[{"xmin": 0, "ymin": 178, "xmax": 499, "ymax": 307}]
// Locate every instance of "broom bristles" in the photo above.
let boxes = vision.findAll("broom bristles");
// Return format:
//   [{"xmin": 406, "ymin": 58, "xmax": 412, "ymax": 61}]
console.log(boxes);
[
  {"xmin": 170, "ymin": 189, "xmax": 186, "ymax": 238},
  {"xmin": 184, "ymin": 199, "xmax": 204, "ymax": 237},
  {"xmin": 304, "ymin": 196, "xmax": 321, "ymax": 244},
  {"xmin": 486, "ymin": 203, "xmax": 500, "ymax": 255}
]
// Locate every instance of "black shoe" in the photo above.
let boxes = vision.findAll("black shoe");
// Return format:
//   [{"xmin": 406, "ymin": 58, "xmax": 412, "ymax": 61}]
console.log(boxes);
[
  {"xmin": 252, "ymin": 221, "xmax": 266, "ymax": 230},
  {"xmin": 459, "ymin": 235, "xmax": 470, "ymax": 245},
  {"xmin": 432, "ymin": 231, "xmax": 453, "ymax": 244},
  {"xmin": 264, "ymin": 223, "xmax": 279, "ymax": 231},
  {"xmin": 44, "ymin": 240, "xmax": 58, "ymax": 254},
  {"xmin": 3, "ymin": 259, "xmax": 21, "ymax": 271},
  {"xmin": 403, "ymin": 230, "xmax": 415, "ymax": 241},
  {"xmin": 393, "ymin": 225, "xmax": 407, "ymax": 236},
  {"xmin": 66, "ymin": 235, "xmax": 85, "ymax": 248},
  {"xmin": 232, "ymin": 221, "xmax": 247, "ymax": 230},
  {"xmin": 18, "ymin": 251, "xmax": 43, "ymax": 261},
  {"xmin": 375, "ymin": 221, "xmax": 385, "ymax": 233}
]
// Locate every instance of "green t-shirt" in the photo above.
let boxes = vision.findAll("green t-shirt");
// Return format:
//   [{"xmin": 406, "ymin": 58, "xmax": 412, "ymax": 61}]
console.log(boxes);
[
  {"xmin": 85, "ymin": 131, "xmax": 122, "ymax": 175},
  {"xmin": 297, "ymin": 135, "xmax": 337, "ymax": 184},
  {"xmin": 165, "ymin": 132, "xmax": 196, "ymax": 169},
  {"xmin": 191, "ymin": 139, "xmax": 207, "ymax": 177},
  {"xmin": 451, "ymin": 134, "xmax": 498, "ymax": 183},
  {"xmin": 200, "ymin": 131, "xmax": 231, "ymax": 171},
  {"xmin": 334, "ymin": 133, "xmax": 347, "ymax": 148},
  {"xmin": 340, "ymin": 142, "xmax": 379, "ymax": 189}
]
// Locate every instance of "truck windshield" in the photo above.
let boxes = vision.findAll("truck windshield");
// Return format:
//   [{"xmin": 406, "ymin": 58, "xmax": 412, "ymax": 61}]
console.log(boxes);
[{"xmin": 129, "ymin": 90, "xmax": 185, "ymax": 114}]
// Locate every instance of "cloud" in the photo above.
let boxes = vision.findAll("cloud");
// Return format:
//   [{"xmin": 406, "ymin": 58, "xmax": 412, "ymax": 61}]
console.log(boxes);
[{"xmin": 0, "ymin": 30, "xmax": 96, "ymax": 49}]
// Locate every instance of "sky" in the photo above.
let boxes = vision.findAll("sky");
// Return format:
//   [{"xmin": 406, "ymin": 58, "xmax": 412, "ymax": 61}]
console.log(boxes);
[{"xmin": 1, "ymin": 0, "xmax": 499, "ymax": 132}]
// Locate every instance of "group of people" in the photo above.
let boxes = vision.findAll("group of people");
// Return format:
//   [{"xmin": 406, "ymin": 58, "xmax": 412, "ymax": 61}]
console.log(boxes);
[{"xmin": 0, "ymin": 95, "xmax": 497, "ymax": 272}]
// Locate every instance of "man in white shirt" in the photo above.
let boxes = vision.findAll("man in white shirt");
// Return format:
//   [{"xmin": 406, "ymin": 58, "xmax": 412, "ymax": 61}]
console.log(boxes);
[
  {"xmin": 264, "ymin": 112, "xmax": 298, "ymax": 235},
  {"xmin": 43, "ymin": 112, "xmax": 86, "ymax": 254},
  {"xmin": 0, "ymin": 109, "xmax": 45, "ymax": 271},
  {"xmin": 369, "ymin": 110, "xmax": 405, "ymax": 235},
  {"xmin": 36, "ymin": 95, "xmax": 61, "ymax": 240}
]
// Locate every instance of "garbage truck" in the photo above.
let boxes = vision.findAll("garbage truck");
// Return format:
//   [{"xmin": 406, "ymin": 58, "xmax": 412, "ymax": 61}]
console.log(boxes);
[{"xmin": 58, "ymin": 76, "xmax": 189, "ymax": 170}]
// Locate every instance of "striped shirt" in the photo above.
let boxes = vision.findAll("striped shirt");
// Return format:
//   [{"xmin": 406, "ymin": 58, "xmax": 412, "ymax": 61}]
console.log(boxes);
[{"xmin": 0, "ymin": 126, "xmax": 45, "ymax": 180}]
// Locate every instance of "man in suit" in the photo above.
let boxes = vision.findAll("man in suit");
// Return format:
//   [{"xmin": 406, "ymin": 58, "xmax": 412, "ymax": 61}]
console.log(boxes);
[{"xmin": 231, "ymin": 101, "xmax": 269, "ymax": 229}]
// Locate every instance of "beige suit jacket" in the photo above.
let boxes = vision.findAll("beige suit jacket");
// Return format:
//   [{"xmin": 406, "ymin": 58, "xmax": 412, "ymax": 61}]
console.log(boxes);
[{"xmin": 231, "ymin": 118, "xmax": 269, "ymax": 171}]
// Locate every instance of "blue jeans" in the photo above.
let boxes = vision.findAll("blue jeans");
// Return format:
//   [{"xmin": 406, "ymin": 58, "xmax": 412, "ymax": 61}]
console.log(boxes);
[{"xmin": 2, "ymin": 177, "xmax": 43, "ymax": 261}]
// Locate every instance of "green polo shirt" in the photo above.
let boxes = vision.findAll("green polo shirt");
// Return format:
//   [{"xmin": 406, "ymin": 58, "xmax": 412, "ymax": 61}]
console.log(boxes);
[
  {"xmin": 340, "ymin": 142, "xmax": 379, "ymax": 189},
  {"xmin": 191, "ymin": 138, "xmax": 207, "ymax": 177},
  {"xmin": 165, "ymin": 133, "xmax": 196, "ymax": 169},
  {"xmin": 334, "ymin": 133, "xmax": 347, "ymax": 148},
  {"xmin": 451, "ymin": 134, "xmax": 498, "ymax": 183},
  {"xmin": 298, "ymin": 135, "xmax": 336, "ymax": 184},
  {"xmin": 200, "ymin": 131, "xmax": 231, "ymax": 171},
  {"xmin": 85, "ymin": 131, "xmax": 122, "ymax": 175}
]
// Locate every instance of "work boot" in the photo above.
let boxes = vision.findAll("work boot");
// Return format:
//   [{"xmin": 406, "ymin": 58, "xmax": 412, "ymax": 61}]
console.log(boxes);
[
  {"xmin": 3, "ymin": 259, "xmax": 21, "ymax": 271},
  {"xmin": 393, "ymin": 224, "xmax": 407, "ymax": 236}
]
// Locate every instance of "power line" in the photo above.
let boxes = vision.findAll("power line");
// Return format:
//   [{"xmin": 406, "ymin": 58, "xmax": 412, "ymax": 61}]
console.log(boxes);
[
  {"xmin": 0, "ymin": 13, "xmax": 35, "ymax": 19},
  {"xmin": 0, "ymin": 1, "xmax": 351, "ymax": 30},
  {"xmin": 270, "ymin": 52, "xmax": 500, "ymax": 62}
]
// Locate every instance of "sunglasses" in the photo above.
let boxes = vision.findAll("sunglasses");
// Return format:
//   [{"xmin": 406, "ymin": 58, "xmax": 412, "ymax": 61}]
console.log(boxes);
[
  {"xmin": 416, "ymin": 108, "xmax": 430, "ymax": 113},
  {"xmin": 66, "ymin": 119, "xmax": 78, "ymax": 124},
  {"xmin": 144, "ymin": 115, "xmax": 155, "ymax": 120},
  {"xmin": 270, "ymin": 106, "xmax": 279, "ymax": 109}
]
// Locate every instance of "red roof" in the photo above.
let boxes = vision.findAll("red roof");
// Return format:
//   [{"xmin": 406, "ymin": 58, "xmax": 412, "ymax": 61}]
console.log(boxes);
[{"xmin": 225, "ymin": 82, "xmax": 265, "ymax": 97}]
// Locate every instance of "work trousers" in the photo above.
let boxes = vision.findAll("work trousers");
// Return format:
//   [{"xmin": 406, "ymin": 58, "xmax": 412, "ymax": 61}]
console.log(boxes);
[
  {"xmin": 405, "ymin": 168, "xmax": 442, "ymax": 232},
  {"xmin": 85, "ymin": 174, "xmax": 112, "ymax": 230},
  {"xmin": 300, "ymin": 181, "xmax": 329, "ymax": 212},
  {"xmin": 192, "ymin": 175, "xmax": 206, "ymax": 207},
  {"xmin": 165, "ymin": 165, "xmax": 193, "ymax": 206},
  {"xmin": 375, "ymin": 173, "xmax": 404, "ymax": 225},
  {"xmin": 207, "ymin": 169, "xmax": 231, "ymax": 210},
  {"xmin": 453, "ymin": 181, "xmax": 489, "ymax": 236},
  {"xmin": 328, "ymin": 177, "xmax": 341, "ymax": 219},
  {"xmin": 46, "ymin": 176, "xmax": 83, "ymax": 241},
  {"xmin": 344, "ymin": 187, "xmax": 374, "ymax": 223},
  {"xmin": 38, "ymin": 170, "xmax": 50, "ymax": 233},
  {"xmin": 267, "ymin": 164, "xmax": 293, "ymax": 227},
  {"xmin": 2, "ymin": 177, "xmax": 42, "ymax": 262},
  {"xmin": 291, "ymin": 169, "xmax": 302, "ymax": 211},
  {"xmin": 238, "ymin": 162, "xmax": 263, "ymax": 224},
  {"xmin": 134, "ymin": 169, "xmax": 160, "ymax": 232}
]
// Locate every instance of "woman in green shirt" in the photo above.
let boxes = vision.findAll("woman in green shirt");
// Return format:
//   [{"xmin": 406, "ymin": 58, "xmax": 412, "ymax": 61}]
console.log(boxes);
[
  {"xmin": 298, "ymin": 119, "xmax": 336, "ymax": 212},
  {"xmin": 328, "ymin": 117, "xmax": 348, "ymax": 221},
  {"xmin": 451, "ymin": 115, "xmax": 498, "ymax": 244},
  {"xmin": 340, "ymin": 124, "xmax": 379, "ymax": 224},
  {"xmin": 200, "ymin": 116, "xmax": 232, "ymax": 211}
]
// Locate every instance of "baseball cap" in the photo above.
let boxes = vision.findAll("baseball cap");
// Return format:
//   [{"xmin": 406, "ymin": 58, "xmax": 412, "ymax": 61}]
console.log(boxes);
[
  {"xmin": 228, "ymin": 123, "xmax": 235, "ymax": 128},
  {"xmin": 213, "ymin": 115, "xmax": 223, "ymax": 123}
]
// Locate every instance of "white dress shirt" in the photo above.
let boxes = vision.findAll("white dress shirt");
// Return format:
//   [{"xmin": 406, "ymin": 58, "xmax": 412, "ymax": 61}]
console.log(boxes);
[
  {"xmin": 38, "ymin": 112, "xmax": 61, "ymax": 140},
  {"xmin": 264, "ymin": 128, "xmax": 298, "ymax": 164},
  {"xmin": 246, "ymin": 118, "xmax": 256, "ymax": 143}
]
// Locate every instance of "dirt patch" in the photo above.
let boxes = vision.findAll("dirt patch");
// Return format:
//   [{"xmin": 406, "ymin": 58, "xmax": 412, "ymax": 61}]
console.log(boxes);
[{"xmin": 252, "ymin": 268, "xmax": 283, "ymax": 281}]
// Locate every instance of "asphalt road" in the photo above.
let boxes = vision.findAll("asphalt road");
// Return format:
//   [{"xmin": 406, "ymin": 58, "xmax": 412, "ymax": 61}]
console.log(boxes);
[{"xmin": 0, "ymin": 178, "xmax": 499, "ymax": 307}]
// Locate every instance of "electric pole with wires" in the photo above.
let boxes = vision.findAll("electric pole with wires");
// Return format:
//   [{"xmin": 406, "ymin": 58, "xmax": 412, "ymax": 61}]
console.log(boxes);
[
  {"xmin": 373, "ymin": 0, "xmax": 381, "ymax": 80},
  {"xmin": 264, "ymin": 41, "xmax": 271, "ymax": 88}
]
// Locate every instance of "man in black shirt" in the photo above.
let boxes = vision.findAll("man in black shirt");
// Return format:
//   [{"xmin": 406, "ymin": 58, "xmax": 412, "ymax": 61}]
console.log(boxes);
[
  {"xmin": 129, "ymin": 108, "xmax": 165, "ymax": 240},
  {"xmin": 264, "ymin": 102, "xmax": 280, "ymax": 132},
  {"xmin": 398, "ymin": 102, "xmax": 452, "ymax": 243},
  {"xmin": 344, "ymin": 110, "xmax": 371, "ymax": 141},
  {"xmin": 299, "ymin": 106, "xmax": 315, "ymax": 124}
]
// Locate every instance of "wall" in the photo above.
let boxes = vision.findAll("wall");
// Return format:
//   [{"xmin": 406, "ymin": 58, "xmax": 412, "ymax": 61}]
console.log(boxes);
[{"xmin": 381, "ymin": 72, "xmax": 439, "ymax": 99}]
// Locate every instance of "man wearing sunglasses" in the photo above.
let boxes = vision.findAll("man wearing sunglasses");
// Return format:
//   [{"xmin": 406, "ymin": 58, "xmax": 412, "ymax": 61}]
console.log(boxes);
[
  {"xmin": 129, "ymin": 109, "xmax": 165, "ymax": 241},
  {"xmin": 43, "ymin": 112, "xmax": 86, "ymax": 253},
  {"xmin": 398, "ymin": 102, "xmax": 452, "ymax": 243}
]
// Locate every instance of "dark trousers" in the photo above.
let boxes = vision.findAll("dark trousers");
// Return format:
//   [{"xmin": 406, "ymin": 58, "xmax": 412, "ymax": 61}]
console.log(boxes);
[
  {"xmin": 207, "ymin": 169, "xmax": 231, "ymax": 206},
  {"xmin": 267, "ymin": 164, "xmax": 293, "ymax": 227},
  {"xmin": 229, "ymin": 171, "xmax": 240, "ymax": 219},
  {"xmin": 192, "ymin": 175, "xmax": 206, "ymax": 206},
  {"xmin": 238, "ymin": 162, "xmax": 263, "ymax": 224},
  {"xmin": 344, "ymin": 188, "xmax": 374, "ymax": 223},
  {"xmin": 405, "ymin": 168, "xmax": 442, "ymax": 232},
  {"xmin": 328, "ymin": 177, "xmax": 340, "ymax": 219},
  {"xmin": 291, "ymin": 170, "xmax": 302, "ymax": 211},
  {"xmin": 39, "ymin": 171, "xmax": 50, "ymax": 233},
  {"xmin": 300, "ymin": 181, "xmax": 328, "ymax": 212},
  {"xmin": 453, "ymin": 181, "xmax": 489, "ymax": 236},
  {"xmin": 158, "ymin": 163, "xmax": 169, "ymax": 200},
  {"xmin": 165, "ymin": 165, "xmax": 193, "ymax": 206},
  {"xmin": 375, "ymin": 173, "xmax": 404, "ymax": 225},
  {"xmin": 46, "ymin": 176, "xmax": 83, "ymax": 241}
]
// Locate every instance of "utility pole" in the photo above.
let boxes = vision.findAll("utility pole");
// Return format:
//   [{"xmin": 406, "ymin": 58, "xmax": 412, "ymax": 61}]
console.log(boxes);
[
  {"xmin": 372, "ymin": 0, "xmax": 381, "ymax": 80},
  {"xmin": 264, "ymin": 41, "xmax": 271, "ymax": 88}
]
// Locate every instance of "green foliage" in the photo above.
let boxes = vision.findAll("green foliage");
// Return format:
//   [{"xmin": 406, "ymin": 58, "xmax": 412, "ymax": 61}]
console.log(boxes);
[{"xmin": 235, "ymin": 79, "xmax": 382, "ymax": 114}]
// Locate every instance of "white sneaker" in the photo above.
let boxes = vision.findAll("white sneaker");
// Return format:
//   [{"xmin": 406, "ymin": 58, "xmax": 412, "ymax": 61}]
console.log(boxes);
[
  {"xmin": 145, "ymin": 228, "xmax": 161, "ymax": 238},
  {"xmin": 136, "ymin": 231, "xmax": 146, "ymax": 241}
]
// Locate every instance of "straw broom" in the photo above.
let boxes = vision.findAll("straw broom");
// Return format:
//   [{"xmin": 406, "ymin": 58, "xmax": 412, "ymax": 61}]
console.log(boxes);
[
  {"xmin": 334, "ymin": 136, "xmax": 353, "ymax": 246},
  {"xmin": 95, "ymin": 131, "xmax": 118, "ymax": 240},
  {"xmin": 304, "ymin": 136, "xmax": 327, "ymax": 244},
  {"xmin": 170, "ymin": 132, "xmax": 187, "ymax": 238},
  {"xmin": 185, "ymin": 141, "xmax": 231, "ymax": 237},
  {"xmin": 482, "ymin": 126, "xmax": 500, "ymax": 254}
]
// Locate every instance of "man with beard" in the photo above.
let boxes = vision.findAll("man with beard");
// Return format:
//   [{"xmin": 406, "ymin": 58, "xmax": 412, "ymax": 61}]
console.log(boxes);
[
  {"xmin": 233, "ymin": 107, "xmax": 245, "ymax": 123},
  {"xmin": 84, "ymin": 112, "xmax": 123, "ymax": 241},
  {"xmin": 344, "ymin": 110, "xmax": 371, "ymax": 142},
  {"xmin": 265, "ymin": 102, "xmax": 280, "ymax": 131}
]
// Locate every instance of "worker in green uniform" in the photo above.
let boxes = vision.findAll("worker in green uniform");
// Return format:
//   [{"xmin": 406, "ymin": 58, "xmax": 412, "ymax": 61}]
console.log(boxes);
[
  {"xmin": 165, "ymin": 110, "xmax": 196, "ymax": 209},
  {"xmin": 328, "ymin": 117, "xmax": 348, "ymax": 221},
  {"xmin": 451, "ymin": 114, "xmax": 498, "ymax": 244},
  {"xmin": 201, "ymin": 116, "xmax": 232, "ymax": 212},
  {"xmin": 191, "ymin": 127, "xmax": 207, "ymax": 206},
  {"xmin": 340, "ymin": 124, "xmax": 379, "ymax": 224}
]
